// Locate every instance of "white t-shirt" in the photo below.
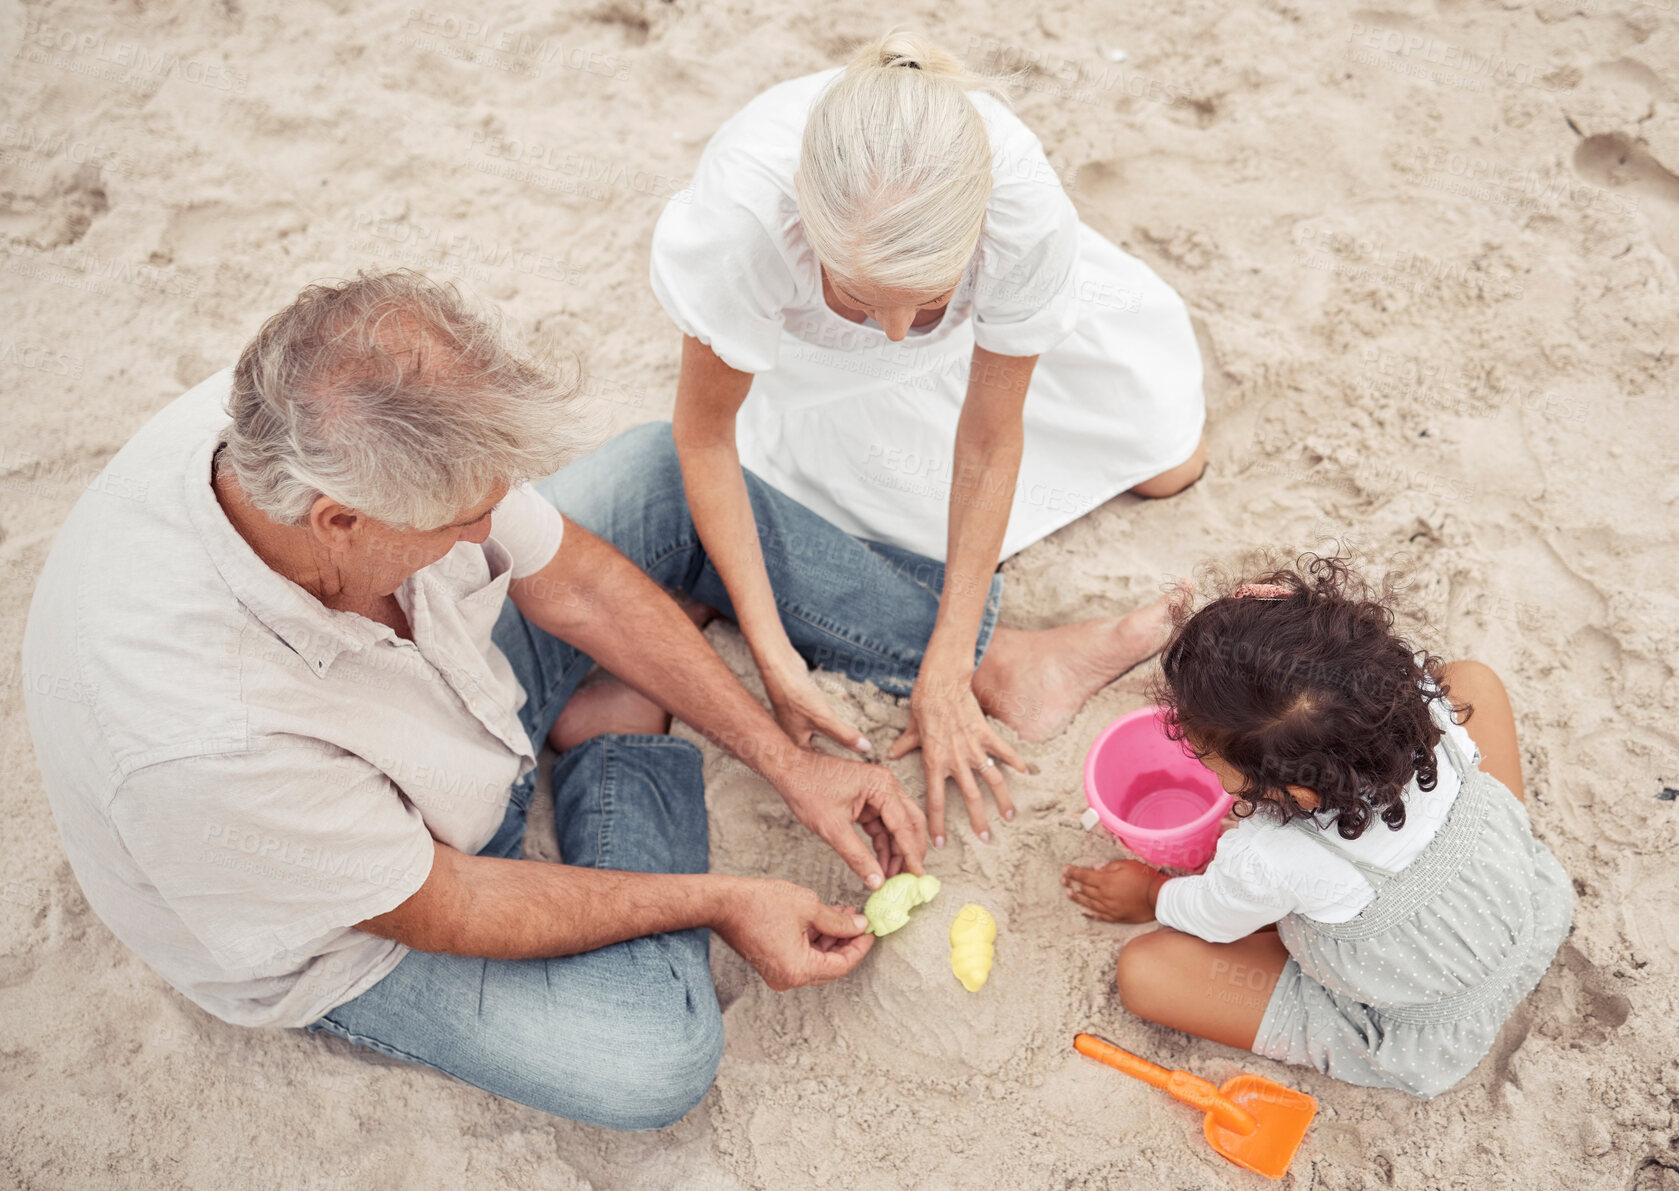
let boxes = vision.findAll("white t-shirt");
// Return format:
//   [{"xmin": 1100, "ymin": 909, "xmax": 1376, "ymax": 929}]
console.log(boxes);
[
  {"xmin": 21, "ymin": 369, "xmax": 564, "ymax": 1028},
  {"xmin": 1155, "ymin": 699, "xmax": 1475, "ymax": 944},
  {"xmin": 649, "ymin": 67, "xmax": 1083, "ymax": 376}
]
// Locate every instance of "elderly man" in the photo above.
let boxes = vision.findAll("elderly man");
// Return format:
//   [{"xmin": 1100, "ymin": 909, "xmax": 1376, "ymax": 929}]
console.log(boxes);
[{"xmin": 22, "ymin": 271, "xmax": 949, "ymax": 1130}]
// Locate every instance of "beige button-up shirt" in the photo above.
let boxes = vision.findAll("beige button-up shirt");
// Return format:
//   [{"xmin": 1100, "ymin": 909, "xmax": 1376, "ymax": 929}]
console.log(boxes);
[{"xmin": 22, "ymin": 370, "xmax": 564, "ymax": 1028}]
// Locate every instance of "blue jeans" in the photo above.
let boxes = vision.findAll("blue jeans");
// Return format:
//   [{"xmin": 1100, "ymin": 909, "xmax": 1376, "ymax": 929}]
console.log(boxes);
[{"xmin": 307, "ymin": 422, "xmax": 1003, "ymax": 1129}]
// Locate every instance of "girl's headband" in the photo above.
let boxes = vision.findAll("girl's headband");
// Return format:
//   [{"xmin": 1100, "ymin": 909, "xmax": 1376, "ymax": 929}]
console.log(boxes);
[{"xmin": 1233, "ymin": 583, "xmax": 1291, "ymax": 601}]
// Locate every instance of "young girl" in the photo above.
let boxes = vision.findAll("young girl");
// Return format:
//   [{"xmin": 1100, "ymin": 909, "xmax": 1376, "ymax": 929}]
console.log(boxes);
[{"xmin": 1062, "ymin": 556, "xmax": 1574, "ymax": 1097}]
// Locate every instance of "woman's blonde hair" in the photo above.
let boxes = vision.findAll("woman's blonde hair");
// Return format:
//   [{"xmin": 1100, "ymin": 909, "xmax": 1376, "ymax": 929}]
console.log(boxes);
[{"xmin": 796, "ymin": 30, "xmax": 1000, "ymax": 296}]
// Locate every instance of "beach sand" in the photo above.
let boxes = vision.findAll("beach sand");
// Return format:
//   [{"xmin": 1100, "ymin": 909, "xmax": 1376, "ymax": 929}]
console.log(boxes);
[{"xmin": 3, "ymin": 1, "xmax": 1678, "ymax": 1187}]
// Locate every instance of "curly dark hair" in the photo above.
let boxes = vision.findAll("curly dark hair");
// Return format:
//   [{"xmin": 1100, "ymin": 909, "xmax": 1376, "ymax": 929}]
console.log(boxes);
[{"xmin": 1152, "ymin": 554, "xmax": 1463, "ymax": 840}]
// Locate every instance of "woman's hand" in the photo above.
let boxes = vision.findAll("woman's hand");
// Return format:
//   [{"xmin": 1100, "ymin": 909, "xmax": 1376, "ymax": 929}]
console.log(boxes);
[
  {"xmin": 760, "ymin": 648, "xmax": 871, "ymax": 754},
  {"xmin": 1061, "ymin": 859, "xmax": 1166, "ymax": 923},
  {"xmin": 887, "ymin": 661, "xmax": 1026, "ymax": 848},
  {"xmin": 889, "ymin": 345, "xmax": 1034, "ymax": 849}
]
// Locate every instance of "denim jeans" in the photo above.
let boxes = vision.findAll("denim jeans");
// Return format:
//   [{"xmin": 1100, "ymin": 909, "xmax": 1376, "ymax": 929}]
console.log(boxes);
[{"xmin": 307, "ymin": 422, "xmax": 1003, "ymax": 1129}]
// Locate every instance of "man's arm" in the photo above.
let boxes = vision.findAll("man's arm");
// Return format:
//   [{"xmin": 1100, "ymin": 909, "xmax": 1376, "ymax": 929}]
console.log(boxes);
[
  {"xmin": 512, "ymin": 519, "xmax": 798, "ymax": 787},
  {"xmin": 358, "ymin": 840, "xmax": 875, "ymax": 991},
  {"xmin": 509, "ymin": 521, "xmax": 927, "ymax": 889}
]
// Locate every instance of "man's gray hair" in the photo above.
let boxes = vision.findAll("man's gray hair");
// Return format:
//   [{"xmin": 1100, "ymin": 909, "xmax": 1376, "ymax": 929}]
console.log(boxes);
[{"xmin": 222, "ymin": 270, "xmax": 587, "ymax": 530}]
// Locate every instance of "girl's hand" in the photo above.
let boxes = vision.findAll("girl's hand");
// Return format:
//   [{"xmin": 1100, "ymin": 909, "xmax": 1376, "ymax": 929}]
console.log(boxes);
[
  {"xmin": 760, "ymin": 649, "xmax": 871, "ymax": 754},
  {"xmin": 1062, "ymin": 859, "xmax": 1164, "ymax": 923},
  {"xmin": 887, "ymin": 662, "xmax": 1026, "ymax": 847}
]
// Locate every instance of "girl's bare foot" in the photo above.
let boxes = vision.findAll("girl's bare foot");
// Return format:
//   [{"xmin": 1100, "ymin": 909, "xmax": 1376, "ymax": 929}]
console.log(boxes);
[
  {"xmin": 972, "ymin": 594, "xmax": 1175, "ymax": 743},
  {"xmin": 548, "ymin": 672, "xmax": 671, "ymax": 752}
]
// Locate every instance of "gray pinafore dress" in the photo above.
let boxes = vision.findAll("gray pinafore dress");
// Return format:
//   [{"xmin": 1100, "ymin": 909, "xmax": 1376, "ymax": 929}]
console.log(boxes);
[{"xmin": 1251, "ymin": 725, "xmax": 1574, "ymax": 1097}]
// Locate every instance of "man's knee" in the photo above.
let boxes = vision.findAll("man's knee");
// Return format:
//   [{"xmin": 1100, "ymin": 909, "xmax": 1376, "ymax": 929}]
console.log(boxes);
[
  {"xmin": 612, "ymin": 419, "xmax": 681, "ymax": 478},
  {"xmin": 590, "ymin": 420, "xmax": 685, "ymax": 504},
  {"xmin": 597, "ymin": 1001, "xmax": 725, "ymax": 1130},
  {"xmin": 534, "ymin": 420, "xmax": 685, "ymax": 534}
]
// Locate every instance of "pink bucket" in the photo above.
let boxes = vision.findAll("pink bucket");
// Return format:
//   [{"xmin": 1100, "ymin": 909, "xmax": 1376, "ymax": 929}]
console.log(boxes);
[{"xmin": 1083, "ymin": 706, "xmax": 1233, "ymax": 869}]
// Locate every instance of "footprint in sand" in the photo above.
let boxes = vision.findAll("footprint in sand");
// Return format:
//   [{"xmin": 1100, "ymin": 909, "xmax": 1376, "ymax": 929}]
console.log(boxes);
[
  {"xmin": 1632, "ymin": 1156, "xmax": 1679, "ymax": 1191},
  {"xmin": 586, "ymin": 0, "xmax": 654, "ymax": 46},
  {"xmin": 1570, "ymin": 130, "xmax": 1679, "ymax": 266},
  {"xmin": 1556, "ymin": 943, "xmax": 1633, "ymax": 1047},
  {"xmin": 0, "ymin": 162, "xmax": 110, "ymax": 250}
]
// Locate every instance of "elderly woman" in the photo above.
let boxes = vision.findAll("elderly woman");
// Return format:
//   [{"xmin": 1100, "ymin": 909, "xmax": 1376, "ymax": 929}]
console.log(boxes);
[{"xmin": 653, "ymin": 33, "xmax": 1207, "ymax": 847}]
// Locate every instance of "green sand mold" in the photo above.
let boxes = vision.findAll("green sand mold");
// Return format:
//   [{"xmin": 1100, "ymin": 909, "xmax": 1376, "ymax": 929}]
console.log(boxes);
[{"xmin": 863, "ymin": 874, "xmax": 941, "ymax": 936}]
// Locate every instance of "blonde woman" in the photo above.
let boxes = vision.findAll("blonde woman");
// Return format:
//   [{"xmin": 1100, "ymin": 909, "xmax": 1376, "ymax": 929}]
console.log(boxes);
[{"xmin": 652, "ymin": 33, "xmax": 1206, "ymax": 848}]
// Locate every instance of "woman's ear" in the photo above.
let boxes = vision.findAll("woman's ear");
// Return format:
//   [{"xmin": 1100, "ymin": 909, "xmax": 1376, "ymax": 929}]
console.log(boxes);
[{"xmin": 1286, "ymin": 783, "xmax": 1321, "ymax": 811}]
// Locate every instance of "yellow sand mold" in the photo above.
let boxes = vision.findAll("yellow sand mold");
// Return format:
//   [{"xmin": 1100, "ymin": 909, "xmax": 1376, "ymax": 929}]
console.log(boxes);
[{"xmin": 949, "ymin": 903, "xmax": 997, "ymax": 991}]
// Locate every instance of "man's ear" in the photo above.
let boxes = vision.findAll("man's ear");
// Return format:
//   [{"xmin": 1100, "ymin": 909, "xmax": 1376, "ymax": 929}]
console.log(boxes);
[
  {"xmin": 306, "ymin": 495, "xmax": 360, "ymax": 552},
  {"xmin": 1286, "ymin": 783, "xmax": 1321, "ymax": 811}
]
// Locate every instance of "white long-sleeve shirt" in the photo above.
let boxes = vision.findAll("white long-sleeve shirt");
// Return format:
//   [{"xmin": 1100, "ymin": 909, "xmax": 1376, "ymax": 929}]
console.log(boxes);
[{"xmin": 1154, "ymin": 698, "xmax": 1475, "ymax": 944}]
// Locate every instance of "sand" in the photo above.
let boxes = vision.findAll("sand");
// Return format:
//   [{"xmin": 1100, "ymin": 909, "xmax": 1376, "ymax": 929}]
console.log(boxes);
[{"xmin": 3, "ymin": 1, "xmax": 1678, "ymax": 1187}]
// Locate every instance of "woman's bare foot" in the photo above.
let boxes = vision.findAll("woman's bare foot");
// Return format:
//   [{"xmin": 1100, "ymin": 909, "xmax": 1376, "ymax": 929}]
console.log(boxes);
[
  {"xmin": 971, "ymin": 595, "xmax": 1175, "ymax": 743},
  {"xmin": 548, "ymin": 672, "xmax": 671, "ymax": 752}
]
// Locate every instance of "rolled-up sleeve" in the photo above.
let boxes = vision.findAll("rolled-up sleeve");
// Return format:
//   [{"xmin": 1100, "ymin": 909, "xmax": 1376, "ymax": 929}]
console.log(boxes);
[
  {"xmin": 489, "ymin": 482, "xmax": 565, "ymax": 580},
  {"xmin": 970, "ymin": 114, "xmax": 1082, "ymax": 358},
  {"xmin": 111, "ymin": 744, "xmax": 435, "ymax": 971},
  {"xmin": 649, "ymin": 154, "xmax": 797, "ymax": 375}
]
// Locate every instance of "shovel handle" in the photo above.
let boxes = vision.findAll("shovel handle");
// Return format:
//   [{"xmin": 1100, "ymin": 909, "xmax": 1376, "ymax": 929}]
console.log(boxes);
[
  {"xmin": 1074, "ymin": 1033, "xmax": 1258, "ymax": 1136},
  {"xmin": 1074, "ymin": 1033, "xmax": 1171, "ymax": 1089}
]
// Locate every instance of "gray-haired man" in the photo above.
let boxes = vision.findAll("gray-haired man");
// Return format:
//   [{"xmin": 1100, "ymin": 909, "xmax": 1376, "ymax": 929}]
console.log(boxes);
[{"xmin": 23, "ymin": 271, "xmax": 933, "ymax": 1129}]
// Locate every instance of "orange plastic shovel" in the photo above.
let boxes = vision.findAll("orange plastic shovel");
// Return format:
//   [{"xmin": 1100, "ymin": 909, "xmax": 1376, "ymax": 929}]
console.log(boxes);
[{"xmin": 1074, "ymin": 1033, "xmax": 1317, "ymax": 1180}]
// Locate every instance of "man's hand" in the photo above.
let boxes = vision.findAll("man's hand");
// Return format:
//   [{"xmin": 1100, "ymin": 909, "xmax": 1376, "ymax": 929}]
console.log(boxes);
[
  {"xmin": 1061, "ymin": 859, "xmax": 1167, "ymax": 923},
  {"xmin": 770, "ymin": 750, "xmax": 928, "ymax": 891},
  {"xmin": 714, "ymin": 878, "xmax": 875, "ymax": 991},
  {"xmin": 358, "ymin": 843, "xmax": 879, "ymax": 991}
]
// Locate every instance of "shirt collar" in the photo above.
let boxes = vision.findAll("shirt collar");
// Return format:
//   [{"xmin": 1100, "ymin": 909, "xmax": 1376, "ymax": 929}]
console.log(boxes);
[{"xmin": 183, "ymin": 422, "xmax": 381, "ymax": 676}]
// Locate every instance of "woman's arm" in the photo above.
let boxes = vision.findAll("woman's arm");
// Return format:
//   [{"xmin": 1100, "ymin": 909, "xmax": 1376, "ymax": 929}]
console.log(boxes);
[
  {"xmin": 887, "ymin": 345, "xmax": 1035, "ymax": 844},
  {"xmin": 929, "ymin": 346, "xmax": 1035, "ymax": 671},
  {"xmin": 670, "ymin": 335, "xmax": 870, "ymax": 753}
]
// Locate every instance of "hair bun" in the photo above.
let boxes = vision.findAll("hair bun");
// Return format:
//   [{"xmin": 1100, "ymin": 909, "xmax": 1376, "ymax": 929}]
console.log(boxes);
[{"xmin": 847, "ymin": 31, "xmax": 994, "ymax": 85}]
